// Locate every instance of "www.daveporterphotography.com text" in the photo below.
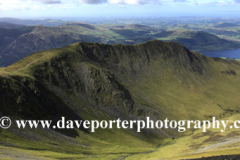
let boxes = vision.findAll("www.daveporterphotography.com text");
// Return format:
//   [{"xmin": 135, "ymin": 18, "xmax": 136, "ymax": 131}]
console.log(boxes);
[{"xmin": 1, "ymin": 116, "xmax": 239, "ymax": 133}]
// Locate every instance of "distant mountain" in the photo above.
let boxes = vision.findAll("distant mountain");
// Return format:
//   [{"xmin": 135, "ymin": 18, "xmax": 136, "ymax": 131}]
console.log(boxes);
[
  {"xmin": 0, "ymin": 22, "xmax": 26, "ymax": 29},
  {"xmin": 215, "ymin": 22, "xmax": 239, "ymax": 28},
  {"xmin": 59, "ymin": 22, "xmax": 97, "ymax": 30},
  {"xmin": 156, "ymin": 28, "xmax": 240, "ymax": 51},
  {"xmin": 0, "ymin": 18, "xmax": 68, "ymax": 26},
  {"xmin": 0, "ymin": 26, "xmax": 35, "ymax": 59},
  {"xmin": 0, "ymin": 24, "xmax": 102, "ymax": 66},
  {"xmin": 1, "ymin": 40, "xmax": 240, "ymax": 159},
  {"xmin": 124, "ymin": 24, "xmax": 151, "ymax": 30}
]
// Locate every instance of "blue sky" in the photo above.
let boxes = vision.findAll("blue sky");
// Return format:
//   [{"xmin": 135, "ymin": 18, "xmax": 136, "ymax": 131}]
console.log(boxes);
[{"xmin": 0, "ymin": 0, "xmax": 240, "ymax": 18}]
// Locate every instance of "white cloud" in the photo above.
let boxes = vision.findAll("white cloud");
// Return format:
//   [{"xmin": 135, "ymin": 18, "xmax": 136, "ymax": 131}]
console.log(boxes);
[
  {"xmin": 174, "ymin": 0, "xmax": 187, "ymax": 2},
  {"xmin": 108, "ymin": 0, "xmax": 162, "ymax": 5},
  {"xmin": 42, "ymin": 0, "xmax": 61, "ymax": 4},
  {"xmin": 0, "ymin": 0, "xmax": 30, "ymax": 10},
  {"xmin": 0, "ymin": 0, "xmax": 65, "ymax": 10},
  {"xmin": 173, "ymin": 0, "xmax": 234, "ymax": 6},
  {"xmin": 33, "ymin": 4, "xmax": 42, "ymax": 9},
  {"xmin": 78, "ymin": 0, "xmax": 107, "ymax": 4},
  {"xmin": 31, "ymin": 0, "xmax": 61, "ymax": 4},
  {"xmin": 194, "ymin": 0, "xmax": 234, "ymax": 5},
  {"xmin": 0, "ymin": 0, "xmax": 237, "ymax": 11},
  {"xmin": 72, "ymin": 0, "xmax": 162, "ymax": 5}
]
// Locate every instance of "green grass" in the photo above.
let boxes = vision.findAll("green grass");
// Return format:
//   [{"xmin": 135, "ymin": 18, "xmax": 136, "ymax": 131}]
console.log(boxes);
[
  {"xmin": 0, "ymin": 126, "xmax": 157, "ymax": 159},
  {"xmin": 127, "ymin": 114, "xmax": 240, "ymax": 160}
]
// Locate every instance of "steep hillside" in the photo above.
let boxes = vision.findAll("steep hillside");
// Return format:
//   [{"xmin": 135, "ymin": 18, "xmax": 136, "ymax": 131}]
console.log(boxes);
[
  {"xmin": 0, "ymin": 25, "xmax": 102, "ymax": 67},
  {"xmin": 0, "ymin": 27, "xmax": 34, "ymax": 51},
  {"xmin": 1, "ymin": 40, "xmax": 240, "ymax": 159}
]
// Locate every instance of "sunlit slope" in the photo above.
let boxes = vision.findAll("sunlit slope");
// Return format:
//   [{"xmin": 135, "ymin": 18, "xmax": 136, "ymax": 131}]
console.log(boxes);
[
  {"xmin": 1, "ymin": 40, "xmax": 240, "ymax": 159},
  {"xmin": 127, "ymin": 114, "xmax": 240, "ymax": 160}
]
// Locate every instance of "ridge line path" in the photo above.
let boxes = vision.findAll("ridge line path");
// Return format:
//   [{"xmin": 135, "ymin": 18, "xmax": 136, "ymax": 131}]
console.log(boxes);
[{"xmin": 12, "ymin": 50, "xmax": 58, "ymax": 74}]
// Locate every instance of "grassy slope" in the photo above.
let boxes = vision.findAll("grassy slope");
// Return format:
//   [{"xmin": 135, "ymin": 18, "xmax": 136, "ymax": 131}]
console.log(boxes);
[
  {"xmin": 128, "ymin": 114, "xmax": 240, "ymax": 160},
  {"xmin": 1, "ymin": 40, "xmax": 240, "ymax": 159}
]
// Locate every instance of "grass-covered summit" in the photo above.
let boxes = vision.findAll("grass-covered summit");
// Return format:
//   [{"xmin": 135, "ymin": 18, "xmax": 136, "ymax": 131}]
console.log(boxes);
[{"xmin": 1, "ymin": 40, "xmax": 240, "ymax": 159}]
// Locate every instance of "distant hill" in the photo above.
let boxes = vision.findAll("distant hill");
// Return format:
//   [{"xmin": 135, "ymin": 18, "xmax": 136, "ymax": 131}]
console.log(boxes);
[
  {"xmin": 215, "ymin": 22, "xmax": 239, "ymax": 28},
  {"xmin": 0, "ymin": 22, "xmax": 26, "ymax": 29},
  {"xmin": 0, "ymin": 24, "xmax": 103, "ymax": 66},
  {"xmin": 59, "ymin": 22, "xmax": 97, "ymax": 30},
  {"xmin": 0, "ymin": 18, "xmax": 68, "ymax": 26},
  {"xmin": 0, "ymin": 26, "xmax": 35, "ymax": 57},
  {"xmin": 124, "ymin": 24, "xmax": 151, "ymax": 30},
  {"xmin": 155, "ymin": 28, "xmax": 240, "ymax": 51}
]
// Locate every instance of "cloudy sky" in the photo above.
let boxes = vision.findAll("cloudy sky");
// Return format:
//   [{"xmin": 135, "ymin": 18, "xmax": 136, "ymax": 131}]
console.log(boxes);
[{"xmin": 0, "ymin": 0, "xmax": 240, "ymax": 18}]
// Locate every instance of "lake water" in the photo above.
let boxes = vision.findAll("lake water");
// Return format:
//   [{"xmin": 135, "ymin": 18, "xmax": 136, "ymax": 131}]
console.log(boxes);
[{"xmin": 199, "ymin": 48, "xmax": 240, "ymax": 59}]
